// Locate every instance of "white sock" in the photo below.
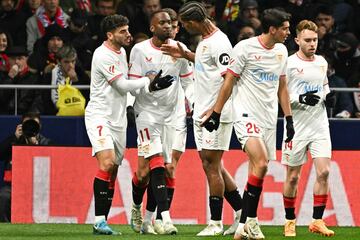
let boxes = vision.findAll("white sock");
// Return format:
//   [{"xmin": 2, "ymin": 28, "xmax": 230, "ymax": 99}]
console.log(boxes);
[
  {"xmin": 161, "ymin": 210, "xmax": 171, "ymax": 223},
  {"xmin": 95, "ymin": 215, "xmax": 106, "ymax": 224},
  {"xmin": 144, "ymin": 210, "xmax": 154, "ymax": 222},
  {"xmin": 209, "ymin": 219, "xmax": 223, "ymax": 227},
  {"xmin": 235, "ymin": 210, "xmax": 242, "ymax": 218}
]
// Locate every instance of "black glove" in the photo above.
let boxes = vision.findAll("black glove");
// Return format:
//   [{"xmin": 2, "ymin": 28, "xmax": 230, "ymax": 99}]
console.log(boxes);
[
  {"xmin": 202, "ymin": 111, "xmax": 220, "ymax": 132},
  {"xmin": 149, "ymin": 70, "xmax": 174, "ymax": 92},
  {"xmin": 299, "ymin": 90, "xmax": 320, "ymax": 106},
  {"xmin": 126, "ymin": 106, "xmax": 136, "ymax": 128},
  {"xmin": 325, "ymin": 91, "xmax": 337, "ymax": 108},
  {"xmin": 285, "ymin": 115, "xmax": 295, "ymax": 143}
]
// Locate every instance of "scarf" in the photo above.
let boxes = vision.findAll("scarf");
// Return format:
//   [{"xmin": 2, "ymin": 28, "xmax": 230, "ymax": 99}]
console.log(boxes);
[
  {"xmin": 76, "ymin": 0, "xmax": 92, "ymax": 12},
  {"xmin": 51, "ymin": 64, "xmax": 68, "ymax": 105},
  {"xmin": 36, "ymin": 5, "xmax": 67, "ymax": 36},
  {"xmin": 222, "ymin": 0, "xmax": 240, "ymax": 22}
]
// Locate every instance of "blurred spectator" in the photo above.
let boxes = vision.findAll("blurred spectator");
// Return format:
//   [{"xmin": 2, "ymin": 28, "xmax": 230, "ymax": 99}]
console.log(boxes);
[
  {"xmin": 332, "ymin": 0, "xmax": 354, "ymax": 33},
  {"xmin": 60, "ymin": 0, "xmax": 96, "ymax": 14},
  {"xmin": 0, "ymin": 0, "xmax": 27, "ymax": 46},
  {"xmin": 118, "ymin": 0, "xmax": 161, "ymax": 37},
  {"xmin": 326, "ymin": 58, "xmax": 354, "ymax": 118},
  {"xmin": 0, "ymin": 112, "xmax": 53, "ymax": 222},
  {"xmin": 0, "ymin": 29, "xmax": 12, "ymax": 72},
  {"xmin": 27, "ymin": 24, "xmax": 67, "ymax": 77},
  {"xmin": 17, "ymin": 0, "xmax": 42, "ymax": 20},
  {"xmin": 41, "ymin": 45, "xmax": 90, "ymax": 115},
  {"xmin": 314, "ymin": 4, "xmax": 338, "ymax": 56},
  {"xmin": 65, "ymin": 9, "xmax": 94, "ymax": 70},
  {"xmin": 87, "ymin": 0, "xmax": 116, "ymax": 48},
  {"xmin": 236, "ymin": 21, "xmax": 255, "ymax": 42},
  {"xmin": 0, "ymin": 46, "xmax": 42, "ymax": 115},
  {"xmin": 332, "ymin": 32, "xmax": 360, "ymax": 88},
  {"xmin": 26, "ymin": 0, "xmax": 69, "ymax": 53}
]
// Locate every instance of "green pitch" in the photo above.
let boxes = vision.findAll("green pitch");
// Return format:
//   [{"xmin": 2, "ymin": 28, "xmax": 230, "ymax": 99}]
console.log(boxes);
[{"xmin": 0, "ymin": 224, "xmax": 359, "ymax": 239}]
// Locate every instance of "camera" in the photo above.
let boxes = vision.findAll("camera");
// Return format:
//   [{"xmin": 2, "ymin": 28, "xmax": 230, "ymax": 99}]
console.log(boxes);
[{"xmin": 22, "ymin": 119, "xmax": 40, "ymax": 138}]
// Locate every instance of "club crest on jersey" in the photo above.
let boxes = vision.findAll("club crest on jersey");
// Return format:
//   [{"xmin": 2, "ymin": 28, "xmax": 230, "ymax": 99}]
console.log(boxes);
[
  {"xmin": 108, "ymin": 65, "xmax": 115, "ymax": 74},
  {"xmin": 219, "ymin": 53, "xmax": 230, "ymax": 65},
  {"xmin": 145, "ymin": 56, "xmax": 152, "ymax": 62},
  {"xmin": 202, "ymin": 46, "xmax": 207, "ymax": 53},
  {"xmin": 296, "ymin": 68, "xmax": 304, "ymax": 74},
  {"xmin": 276, "ymin": 54, "xmax": 283, "ymax": 62}
]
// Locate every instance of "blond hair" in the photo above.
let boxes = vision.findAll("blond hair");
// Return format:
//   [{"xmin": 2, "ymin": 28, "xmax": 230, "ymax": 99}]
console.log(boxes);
[{"xmin": 296, "ymin": 20, "xmax": 318, "ymax": 36}]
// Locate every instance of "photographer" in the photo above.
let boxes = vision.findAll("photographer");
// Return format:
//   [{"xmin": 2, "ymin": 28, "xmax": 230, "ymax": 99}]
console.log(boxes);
[{"xmin": 0, "ymin": 112, "xmax": 53, "ymax": 222}]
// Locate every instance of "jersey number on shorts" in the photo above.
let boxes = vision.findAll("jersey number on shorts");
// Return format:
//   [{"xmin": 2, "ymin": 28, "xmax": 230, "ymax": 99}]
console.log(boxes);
[
  {"xmin": 284, "ymin": 141, "xmax": 293, "ymax": 150},
  {"xmin": 139, "ymin": 128, "xmax": 150, "ymax": 142},
  {"xmin": 246, "ymin": 123, "xmax": 260, "ymax": 134},
  {"xmin": 97, "ymin": 125, "xmax": 103, "ymax": 136}
]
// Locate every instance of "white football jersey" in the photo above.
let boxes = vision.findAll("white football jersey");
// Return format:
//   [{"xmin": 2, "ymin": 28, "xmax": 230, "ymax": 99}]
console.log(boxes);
[
  {"xmin": 85, "ymin": 43, "xmax": 129, "ymax": 130},
  {"xmin": 129, "ymin": 38, "xmax": 193, "ymax": 124},
  {"xmin": 228, "ymin": 36, "xmax": 288, "ymax": 128},
  {"xmin": 193, "ymin": 29, "xmax": 232, "ymax": 122},
  {"xmin": 286, "ymin": 53, "xmax": 330, "ymax": 140}
]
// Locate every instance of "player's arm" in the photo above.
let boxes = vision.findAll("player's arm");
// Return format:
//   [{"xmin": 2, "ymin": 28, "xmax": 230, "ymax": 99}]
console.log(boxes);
[
  {"xmin": 278, "ymin": 75, "xmax": 295, "ymax": 142},
  {"xmin": 110, "ymin": 75, "xmax": 150, "ymax": 95},
  {"xmin": 161, "ymin": 41, "xmax": 195, "ymax": 62}
]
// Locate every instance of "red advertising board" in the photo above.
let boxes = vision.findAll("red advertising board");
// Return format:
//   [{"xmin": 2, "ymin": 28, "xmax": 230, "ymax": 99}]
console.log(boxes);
[{"xmin": 11, "ymin": 146, "xmax": 360, "ymax": 226}]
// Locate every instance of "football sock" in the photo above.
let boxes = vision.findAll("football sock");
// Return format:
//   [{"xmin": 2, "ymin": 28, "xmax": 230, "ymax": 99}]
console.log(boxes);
[
  {"xmin": 156, "ymin": 177, "xmax": 175, "ymax": 220},
  {"xmin": 132, "ymin": 173, "xmax": 147, "ymax": 206},
  {"xmin": 150, "ymin": 167, "xmax": 169, "ymax": 214},
  {"xmin": 105, "ymin": 180, "xmax": 115, "ymax": 219},
  {"xmin": 146, "ymin": 180, "xmax": 157, "ymax": 212},
  {"xmin": 224, "ymin": 188, "xmax": 242, "ymax": 211},
  {"xmin": 283, "ymin": 195, "xmax": 296, "ymax": 220},
  {"xmin": 313, "ymin": 194, "xmax": 328, "ymax": 219},
  {"xmin": 240, "ymin": 190, "xmax": 248, "ymax": 223},
  {"xmin": 209, "ymin": 196, "xmax": 223, "ymax": 221},
  {"xmin": 246, "ymin": 175, "xmax": 264, "ymax": 218},
  {"xmin": 94, "ymin": 170, "xmax": 110, "ymax": 217}
]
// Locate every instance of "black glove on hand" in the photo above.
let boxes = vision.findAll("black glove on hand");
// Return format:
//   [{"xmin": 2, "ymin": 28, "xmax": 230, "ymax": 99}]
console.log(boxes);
[
  {"xmin": 325, "ymin": 91, "xmax": 337, "ymax": 108},
  {"xmin": 285, "ymin": 116, "xmax": 295, "ymax": 143},
  {"xmin": 299, "ymin": 90, "xmax": 320, "ymax": 106},
  {"xmin": 126, "ymin": 106, "xmax": 136, "ymax": 128},
  {"xmin": 203, "ymin": 111, "xmax": 220, "ymax": 132},
  {"xmin": 149, "ymin": 70, "xmax": 174, "ymax": 92}
]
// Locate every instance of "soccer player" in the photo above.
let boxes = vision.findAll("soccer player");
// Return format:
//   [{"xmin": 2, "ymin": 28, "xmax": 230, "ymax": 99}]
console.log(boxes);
[
  {"xmin": 201, "ymin": 8, "xmax": 295, "ymax": 240},
  {"xmin": 128, "ymin": 9, "xmax": 193, "ymax": 235},
  {"xmin": 85, "ymin": 14, "xmax": 173, "ymax": 235},
  {"xmin": 178, "ymin": 1, "xmax": 244, "ymax": 236},
  {"xmin": 282, "ymin": 20, "xmax": 335, "ymax": 237}
]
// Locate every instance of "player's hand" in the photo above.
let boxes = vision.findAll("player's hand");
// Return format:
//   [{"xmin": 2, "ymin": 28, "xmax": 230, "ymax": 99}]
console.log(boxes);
[
  {"xmin": 149, "ymin": 70, "xmax": 174, "ymax": 92},
  {"xmin": 15, "ymin": 124, "xmax": 22, "ymax": 139},
  {"xmin": 299, "ymin": 90, "xmax": 320, "ymax": 106},
  {"xmin": 126, "ymin": 106, "xmax": 136, "ymax": 128},
  {"xmin": 200, "ymin": 109, "xmax": 220, "ymax": 132},
  {"xmin": 325, "ymin": 91, "xmax": 336, "ymax": 108},
  {"xmin": 285, "ymin": 115, "xmax": 295, "ymax": 143},
  {"xmin": 161, "ymin": 41, "xmax": 187, "ymax": 59}
]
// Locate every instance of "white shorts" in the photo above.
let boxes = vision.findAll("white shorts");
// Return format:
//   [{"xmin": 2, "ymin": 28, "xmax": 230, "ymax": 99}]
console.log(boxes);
[
  {"xmin": 137, "ymin": 120, "xmax": 175, "ymax": 164},
  {"xmin": 233, "ymin": 117, "xmax": 276, "ymax": 161},
  {"xmin": 85, "ymin": 120, "xmax": 125, "ymax": 165},
  {"xmin": 172, "ymin": 121, "xmax": 187, "ymax": 153},
  {"xmin": 193, "ymin": 120, "xmax": 232, "ymax": 151},
  {"xmin": 281, "ymin": 138, "xmax": 332, "ymax": 167}
]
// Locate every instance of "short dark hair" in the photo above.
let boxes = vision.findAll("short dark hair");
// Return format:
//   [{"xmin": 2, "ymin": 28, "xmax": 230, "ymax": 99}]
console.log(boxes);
[
  {"xmin": 150, "ymin": 9, "xmax": 169, "ymax": 22},
  {"xmin": 261, "ymin": 8, "xmax": 291, "ymax": 33},
  {"xmin": 56, "ymin": 45, "xmax": 77, "ymax": 60},
  {"xmin": 315, "ymin": 4, "xmax": 334, "ymax": 18},
  {"xmin": 163, "ymin": 8, "xmax": 178, "ymax": 21},
  {"xmin": 101, "ymin": 14, "xmax": 129, "ymax": 35},
  {"xmin": 95, "ymin": 0, "xmax": 114, "ymax": 6},
  {"xmin": 178, "ymin": 1, "xmax": 209, "ymax": 22},
  {"xmin": 22, "ymin": 112, "xmax": 40, "ymax": 123}
]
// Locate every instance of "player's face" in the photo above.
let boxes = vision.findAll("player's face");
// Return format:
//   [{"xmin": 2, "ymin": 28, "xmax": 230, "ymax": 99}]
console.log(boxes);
[
  {"xmin": 272, "ymin": 21, "xmax": 290, "ymax": 43},
  {"xmin": 151, "ymin": 12, "xmax": 172, "ymax": 41},
  {"xmin": 296, "ymin": 29, "xmax": 318, "ymax": 58},
  {"xmin": 170, "ymin": 20, "xmax": 179, "ymax": 39},
  {"xmin": 109, "ymin": 25, "xmax": 132, "ymax": 48}
]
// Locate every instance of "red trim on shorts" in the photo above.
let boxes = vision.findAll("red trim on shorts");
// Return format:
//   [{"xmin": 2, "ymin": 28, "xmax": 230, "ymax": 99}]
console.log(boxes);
[
  {"xmin": 95, "ymin": 170, "xmax": 111, "ymax": 182},
  {"xmin": 108, "ymin": 180, "xmax": 115, "ymax": 189},
  {"xmin": 149, "ymin": 156, "xmax": 165, "ymax": 170},
  {"xmin": 3, "ymin": 170, "xmax": 11, "ymax": 182},
  {"xmin": 248, "ymin": 174, "xmax": 264, "ymax": 187},
  {"xmin": 283, "ymin": 195, "xmax": 296, "ymax": 208},
  {"xmin": 165, "ymin": 177, "xmax": 176, "ymax": 188},
  {"xmin": 314, "ymin": 194, "xmax": 328, "ymax": 207},
  {"xmin": 227, "ymin": 68, "xmax": 240, "ymax": 78}
]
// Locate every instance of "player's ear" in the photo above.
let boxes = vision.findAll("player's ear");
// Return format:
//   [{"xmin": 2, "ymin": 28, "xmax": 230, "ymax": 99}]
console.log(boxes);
[
  {"xmin": 150, "ymin": 25, "xmax": 155, "ymax": 33},
  {"xmin": 106, "ymin": 31, "xmax": 113, "ymax": 40},
  {"xmin": 294, "ymin": 37, "xmax": 299, "ymax": 45}
]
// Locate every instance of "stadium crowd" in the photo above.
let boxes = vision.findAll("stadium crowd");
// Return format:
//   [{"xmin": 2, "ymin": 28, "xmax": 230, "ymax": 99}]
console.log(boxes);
[{"xmin": 0, "ymin": 0, "xmax": 358, "ymax": 117}]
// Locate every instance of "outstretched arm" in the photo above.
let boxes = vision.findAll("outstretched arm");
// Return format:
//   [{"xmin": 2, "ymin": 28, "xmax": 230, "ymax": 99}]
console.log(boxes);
[{"xmin": 161, "ymin": 41, "xmax": 195, "ymax": 62}]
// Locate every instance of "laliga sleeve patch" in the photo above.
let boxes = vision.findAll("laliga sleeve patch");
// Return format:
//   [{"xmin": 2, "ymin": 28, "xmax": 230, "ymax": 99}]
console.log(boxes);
[{"xmin": 219, "ymin": 53, "xmax": 230, "ymax": 65}]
